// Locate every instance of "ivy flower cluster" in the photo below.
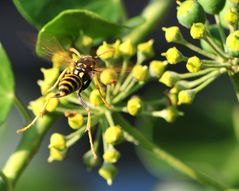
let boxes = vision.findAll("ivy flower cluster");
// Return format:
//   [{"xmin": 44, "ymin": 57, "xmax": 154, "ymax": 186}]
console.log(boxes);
[
  {"xmin": 160, "ymin": 0, "xmax": 239, "ymax": 106},
  {"xmin": 28, "ymin": 33, "xmax": 182, "ymax": 185}
]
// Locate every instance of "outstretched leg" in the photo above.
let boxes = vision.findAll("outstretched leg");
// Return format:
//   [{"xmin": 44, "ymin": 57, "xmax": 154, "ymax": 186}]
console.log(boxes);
[
  {"xmin": 93, "ymin": 74, "xmax": 112, "ymax": 108},
  {"xmin": 78, "ymin": 92, "xmax": 97, "ymax": 160},
  {"xmin": 45, "ymin": 68, "xmax": 68, "ymax": 95},
  {"xmin": 16, "ymin": 94, "xmax": 59, "ymax": 134}
]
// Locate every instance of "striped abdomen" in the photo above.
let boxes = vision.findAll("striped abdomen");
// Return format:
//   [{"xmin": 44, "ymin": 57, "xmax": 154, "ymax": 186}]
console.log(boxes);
[{"xmin": 58, "ymin": 74, "xmax": 83, "ymax": 97}]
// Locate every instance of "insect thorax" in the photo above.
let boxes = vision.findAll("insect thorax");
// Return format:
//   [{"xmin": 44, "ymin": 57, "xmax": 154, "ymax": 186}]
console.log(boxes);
[{"xmin": 73, "ymin": 55, "xmax": 96, "ymax": 76}]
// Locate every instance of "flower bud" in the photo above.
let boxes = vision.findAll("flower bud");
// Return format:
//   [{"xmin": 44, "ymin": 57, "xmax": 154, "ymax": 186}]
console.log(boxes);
[
  {"xmin": 48, "ymin": 148, "xmax": 66, "ymax": 162},
  {"xmin": 83, "ymin": 150, "xmax": 100, "ymax": 170},
  {"xmin": 149, "ymin": 60, "xmax": 167, "ymax": 78},
  {"xmin": 198, "ymin": 0, "xmax": 225, "ymax": 14},
  {"xmin": 119, "ymin": 39, "xmax": 136, "ymax": 58},
  {"xmin": 226, "ymin": 30, "xmax": 239, "ymax": 57},
  {"xmin": 96, "ymin": 42, "xmax": 115, "ymax": 61},
  {"xmin": 29, "ymin": 97, "xmax": 45, "ymax": 116},
  {"xmin": 68, "ymin": 113, "xmax": 84, "ymax": 129},
  {"xmin": 45, "ymin": 93, "xmax": 59, "ymax": 112},
  {"xmin": 224, "ymin": 8, "xmax": 239, "ymax": 26},
  {"xmin": 178, "ymin": 89, "xmax": 197, "ymax": 105},
  {"xmin": 104, "ymin": 125, "xmax": 124, "ymax": 145},
  {"xmin": 132, "ymin": 65, "xmax": 148, "ymax": 82},
  {"xmin": 38, "ymin": 67, "xmax": 59, "ymax": 95},
  {"xmin": 100, "ymin": 68, "xmax": 117, "ymax": 85},
  {"xmin": 127, "ymin": 96, "xmax": 143, "ymax": 116},
  {"xmin": 137, "ymin": 39, "xmax": 154, "ymax": 61},
  {"xmin": 89, "ymin": 89, "xmax": 103, "ymax": 106},
  {"xmin": 161, "ymin": 47, "xmax": 185, "ymax": 64},
  {"xmin": 177, "ymin": 0, "xmax": 205, "ymax": 28},
  {"xmin": 186, "ymin": 56, "xmax": 202, "ymax": 73},
  {"xmin": 190, "ymin": 23, "xmax": 206, "ymax": 39},
  {"xmin": 98, "ymin": 163, "xmax": 118, "ymax": 185},
  {"xmin": 75, "ymin": 32, "xmax": 93, "ymax": 53},
  {"xmin": 103, "ymin": 148, "xmax": 120, "ymax": 163},
  {"xmin": 49, "ymin": 133, "xmax": 66, "ymax": 150},
  {"xmin": 162, "ymin": 26, "xmax": 184, "ymax": 43},
  {"xmin": 159, "ymin": 71, "xmax": 181, "ymax": 87},
  {"xmin": 153, "ymin": 106, "xmax": 183, "ymax": 123}
]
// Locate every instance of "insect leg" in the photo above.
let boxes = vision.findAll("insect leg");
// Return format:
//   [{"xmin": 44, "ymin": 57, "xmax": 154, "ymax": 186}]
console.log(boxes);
[
  {"xmin": 78, "ymin": 93, "xmax": 97, "ymax": 160},
  {"xmin": 45, "ymin": 68, "xmax": 68, "ymax": 94},
  {"xmin": 16, "ymin": 94, "xmax": 59, "ymax": 134},
  {"xmin": 93, "ymin": 74, "xmax": 112, "ymax": 108}
]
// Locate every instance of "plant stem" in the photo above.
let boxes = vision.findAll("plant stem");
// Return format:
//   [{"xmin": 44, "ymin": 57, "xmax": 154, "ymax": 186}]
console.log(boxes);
[
  {"xmin": 123, "ymin": 0, "xmax": 173, "ymax": 44},
  {"xmin": 181, "ymin": 40, "xmax": 218, "ymax": 60},
  {"xmin": 13, "ymin": 96, "xmax": 31, "ymax": 123},
  {"xmin": 0, "ymin": 114, "xmax": 57, "ymax": 190},
  {"xmin": 215, "ymin": 15, "xmax": 226, "ymax": 49},
  {"xmin": 113, "ymin": 113, "xmax": 229, "ymax": 190}
]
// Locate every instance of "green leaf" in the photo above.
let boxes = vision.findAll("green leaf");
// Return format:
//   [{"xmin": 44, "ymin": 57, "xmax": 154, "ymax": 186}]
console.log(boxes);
[
  {"xmin": 0, "ymin": 43, "xmax": 15, "ymax": 125},
  {"xmin": 13, "ymin": 0, "xmax": 125, "ymax": 29},
  {"xmin": 36, "ymin": 9, "xmax": 122, "ymax": 57}
]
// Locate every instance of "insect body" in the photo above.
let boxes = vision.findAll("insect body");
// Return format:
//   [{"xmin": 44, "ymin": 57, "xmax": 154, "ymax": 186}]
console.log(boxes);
[
  {"xmin": 57, "ymin": 55, "xmax": 96, "ymax": 98},
  {"xmin": 16, "ymin": 48, "xmax": 109, "ymax": 160}
]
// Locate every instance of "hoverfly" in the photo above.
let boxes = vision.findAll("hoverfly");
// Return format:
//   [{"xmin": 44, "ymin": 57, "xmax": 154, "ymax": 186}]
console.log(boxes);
[{"xmin": 16, "ymin": 35, "xmax": 114, "ymax": 159}]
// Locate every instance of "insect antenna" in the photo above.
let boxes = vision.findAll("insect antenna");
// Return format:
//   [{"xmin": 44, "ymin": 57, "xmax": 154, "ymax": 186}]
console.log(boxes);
[{"xmin": 69, "ymin": 47, "xmax": 81, "ymax": 58}]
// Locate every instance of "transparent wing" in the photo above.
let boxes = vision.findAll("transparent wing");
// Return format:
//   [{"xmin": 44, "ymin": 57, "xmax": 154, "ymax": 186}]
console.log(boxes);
[{"xmin": 37, "ymin": 34, "xmax": 73, "ymax": 66}]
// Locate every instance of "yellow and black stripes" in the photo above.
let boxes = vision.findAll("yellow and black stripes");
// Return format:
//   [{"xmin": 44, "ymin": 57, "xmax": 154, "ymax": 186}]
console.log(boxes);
[{"xmin": 58, "ymin": 74, "xmax": 83, "ymax": 96}]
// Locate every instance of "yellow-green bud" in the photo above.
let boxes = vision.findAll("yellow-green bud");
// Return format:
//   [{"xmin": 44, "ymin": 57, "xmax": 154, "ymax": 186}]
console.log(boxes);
[
  {"xmin": 177, "ymin": 0, "xmax": 205, "ymax": 28},
  {"xmin": 45, "ymin": 93, "xmax": 59, "ymax": 112},
  {"xmin": 29, "ymin": 97, "xmax": 45, "ymax": 116},
  {"xmin": 48, "ymin": 148, "xmax": 66, "ymax": 162},
  {"xmin": 149, "ymin": 60, "xmax": 167, "ymax": 78},
  {"xmin": 186, "ymin": 56, "xmax": 202, "ymax": 73},
  {"xmin": 161, "ymin": 47, "xmax": 185, "ymax": 64},
  {"xmin": 190, "ymin": 23, "xmax": 206, "ymax": 39},
  {"xmin": 226, "ymin": 31, "xmax": 239, "ymax": 57},
  {"xmin": 83, "ymin": 150, "xmax": 100, "ymax": 170},
  {"xmin": 98, "ymin": 163, "xmax": 118, "ymax": 185},
  {"xmin": 224, "ymin": 8, "xmax": 238, "ymax": 25},
  {"xmin": 132, "ymin": 65, "xmax": 148, "ymax": 82},
  {"xmin": 153, "ymin": 106, "xmax": 183, "ymax": 123},
  {"xmin": 178, "ymin": 89, "xmax": 197, "ymax": 105},
  {"xmin": 119, "ymin": 39, "xmax": 136, "ymax": 58},
  {"xmin": 103, "ymin": 148, "xmax": 120, "ymax": 163},
  {"xmin": 137, "ymin": 39, "xmax": 154, "ymax": 59},
  {"xmin": 100, "ymin": 68, "xmax": 117, "ymax": 85},
  {"xmin": 89, "ymin": 89, "xmax": 103, "ymax": 106},
  {"xmin": 75, "ymin": 32, "xmax": 93, "ymax": 53},
  {"xmin": 198, "ymin": 0, "xmax": 225, "ymax": 14},
  {"xmin": 162, "ymin": 26, "xmax": 184, "ymax": 43},
  {"xmin": 104, "ymin": 125, "xmax": 124, "ymax": 145},
  {"xmin": 68, "ymin": 113, "xmax": 84, "ymax": 129},
  {"xmin": 159, "ymin": 71, "xmax": 181, "ymax": 87},
  {"xmin": 29, "ymin": 94, "xmax": 58, "ymax": 116},
  {"xmin": 127, "ymin": 96, "xmax": 142, "ymax": 116},
  {"xmin": 49, "ymin": 133, "xmax": 66, "ymax": 150},
  {"xmin": 38, "ymin": 67, "xmax": 59, "ymax": 95},
  {"xmin": 96, "ymin": 42, "xmax": 115, "ymax": 60}
]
